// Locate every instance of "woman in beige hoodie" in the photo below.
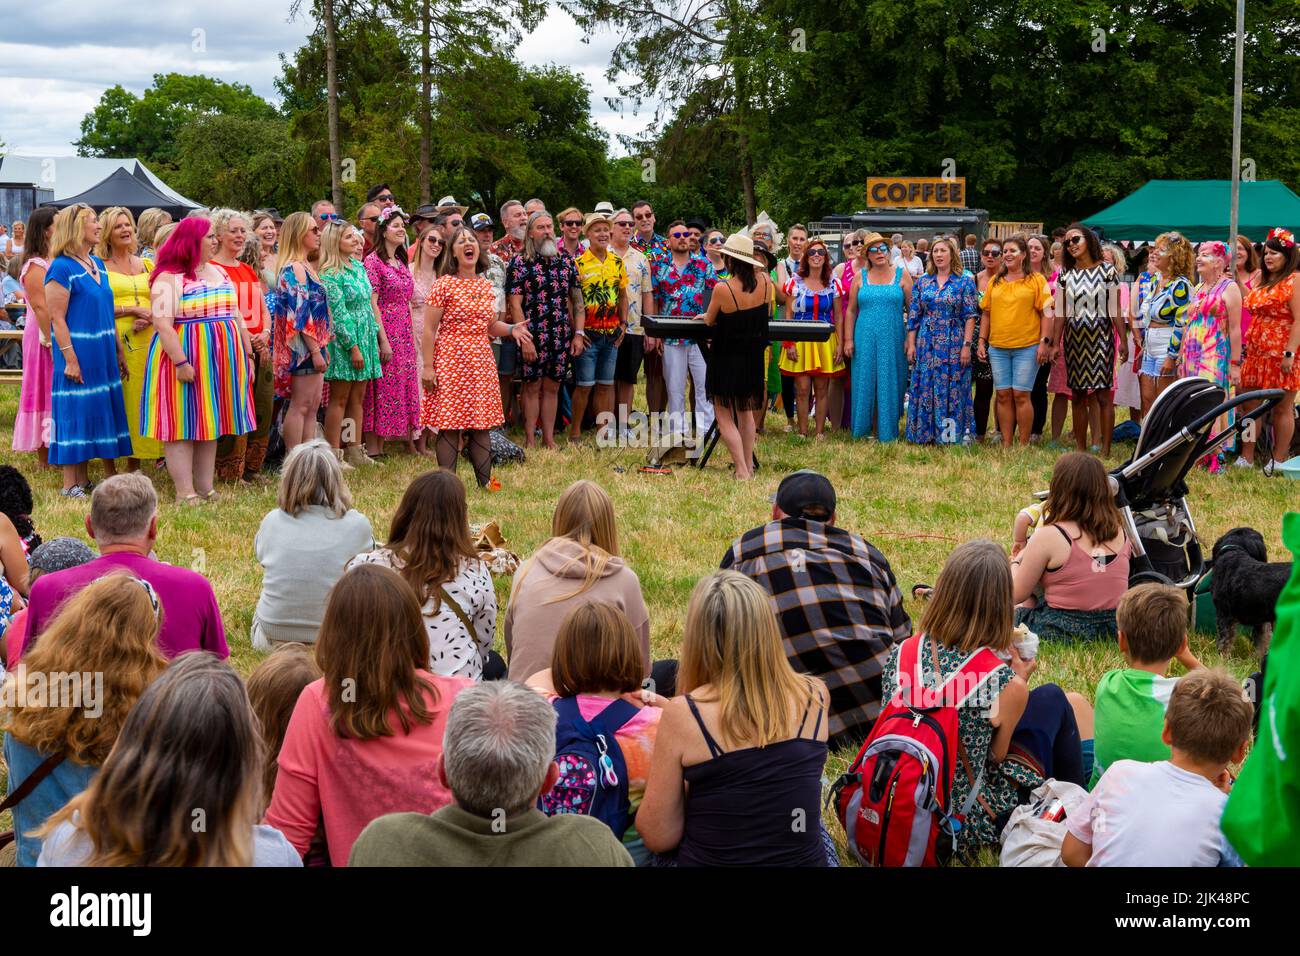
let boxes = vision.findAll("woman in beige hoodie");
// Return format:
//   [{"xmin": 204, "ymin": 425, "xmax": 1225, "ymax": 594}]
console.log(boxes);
[{"xmin": 505, "ymin": 480, "xmax": 651, "ymax": 682}]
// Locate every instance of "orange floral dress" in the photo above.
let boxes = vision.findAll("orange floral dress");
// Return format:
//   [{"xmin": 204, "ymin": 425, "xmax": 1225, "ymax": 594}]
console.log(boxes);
[
  {"xmin": 1242, "ymin": 275, "xmax": 1299, "ymax": 391},
  {"xmin": 420, "ymin": 274, "xmax": 504, "ymax": 431}
]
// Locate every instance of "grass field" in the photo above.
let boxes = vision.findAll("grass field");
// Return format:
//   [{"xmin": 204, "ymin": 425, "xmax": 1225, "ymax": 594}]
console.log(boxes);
[{"xmin": 1, "ymin": 386, "xmax": 1293, "ymax": 862}]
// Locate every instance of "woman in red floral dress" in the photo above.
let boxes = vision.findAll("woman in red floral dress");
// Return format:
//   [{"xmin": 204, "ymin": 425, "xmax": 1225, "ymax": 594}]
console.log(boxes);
[
  {"xmin": 421, "ymin": 226, "xmax": 533, "ymax": 489},
  {"xmin": 1238, "ymin": 227, "xmax": 1300, "ymax": 475}
]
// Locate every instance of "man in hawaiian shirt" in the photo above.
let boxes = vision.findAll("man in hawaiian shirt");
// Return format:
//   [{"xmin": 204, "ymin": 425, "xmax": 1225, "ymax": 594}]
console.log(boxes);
[
  {"xmin": 651, "ymin": 220, "xmax": 717, "ymax": 443},
  {"xmin": 630, "ymin": 200, "xmax": 668, "ymax": 259},
  {"xmin": 506, "ymin": 211, "xmax": 584, "ymax": 450}
]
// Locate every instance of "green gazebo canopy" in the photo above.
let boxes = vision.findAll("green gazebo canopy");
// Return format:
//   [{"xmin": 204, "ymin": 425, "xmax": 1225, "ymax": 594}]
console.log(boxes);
[{"xmin": 1084, "ymin": 179, "xmax": 1300, "ymax": 242}]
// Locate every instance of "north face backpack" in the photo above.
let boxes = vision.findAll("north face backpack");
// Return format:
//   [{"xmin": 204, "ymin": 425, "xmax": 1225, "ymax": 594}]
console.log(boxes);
[
  {"xmin": 830, "ymin": 633, "xmax": 1004, "ymax": 866},
  {"xmin": 538, "ymin": 696, "xmax": 640, "ymax": 840}
]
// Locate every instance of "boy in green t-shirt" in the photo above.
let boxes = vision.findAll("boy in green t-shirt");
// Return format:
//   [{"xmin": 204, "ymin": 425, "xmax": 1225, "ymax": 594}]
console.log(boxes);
[{"xmin": 1090, "ymin": 583, "xmax": 1203, "ymax": 788}]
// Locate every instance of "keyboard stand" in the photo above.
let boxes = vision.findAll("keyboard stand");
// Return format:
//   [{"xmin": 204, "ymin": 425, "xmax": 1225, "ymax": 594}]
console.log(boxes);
[{"xmin": 691, "ymin": 421, "xmax": 759, "ymax": 473}]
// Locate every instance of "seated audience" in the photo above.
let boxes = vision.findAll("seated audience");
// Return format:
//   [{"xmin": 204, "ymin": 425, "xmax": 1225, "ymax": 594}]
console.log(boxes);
[
  {"xmin": 253, "ymin": 440, "xmax": 374, "ymax": 649},
  {"xmin": 527, "ymin": 602, "xmax": 662, "ymax": 865},
  {"xmin": 505, "ymin": 480, "xmax": 651, "ymax": 683},
  {"xmin": 38, "ymin": 652, "xmax": 301, "ymax": 867},
  {"xmin": 721, "ymin": 469, "xmax": 911, "ymax": 751},
  {"xmin": 637, "ymin": 570, "xmax": 833, "ymax": 866},
  {"xmin": 1091, "ymin": 583, "xmax": 1203, "ymax": 786},
  {"xmin": 246, "ymin": 643, "xmax": 322, "ymax": 814},
  {"xmin": 2, "ymin": 538, "xmax": 95, "ymax": 670},
  {"xmin": 349, "ymin": 470, "xmax": 501, "ymax": 679},
  {"xmin": 1013, "ymin": 452, "xmax": 1132, "ymax": 642},
  {"xmin": 349, "ymin": 680, "xmax": 633, "ymax": 867},
  {"xmin": 19, "ymin": 473, "xmax": 227, "ymax": 659},
  {"xmin": 1063, "ymin": 669, "xmax": 1253, "ymax": 867},
  {"xmin": 265, "ymin": 564, "xmax": 472, "ymax": 865},
  {"xmin": 882, "ymin": 540, "xmax": 1092, "ymax": 858},
  {"xmin": 2, "ymin": 575, "xmax": 167, "ymax": 866}
]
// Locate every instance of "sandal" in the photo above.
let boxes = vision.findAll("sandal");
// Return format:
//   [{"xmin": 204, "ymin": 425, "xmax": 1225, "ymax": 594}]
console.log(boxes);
[{"xmin": 181, "ymin": 493, "xmax": 204, "ymax": 507}]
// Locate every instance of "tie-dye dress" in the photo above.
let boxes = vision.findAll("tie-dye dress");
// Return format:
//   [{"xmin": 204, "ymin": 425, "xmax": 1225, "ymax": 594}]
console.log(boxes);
[
  {"xmin": 141, "ymin": 271, "xmax": 255, "ymax": 442},
  {"xmin": 1174, "ymin": 277, "xmax": 1232, "ymax": 387}
]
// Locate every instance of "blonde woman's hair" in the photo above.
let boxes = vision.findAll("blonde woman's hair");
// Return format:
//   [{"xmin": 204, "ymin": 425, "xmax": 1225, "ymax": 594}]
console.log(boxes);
[
  {"xmin": 926, "ymin": 236, "xmax": 963, "ymax": 276},
  {"xmin": 277, "ymin": 438, "xmax": 353, "ymax": 517},
  {"xmin": 275, "ymin": 211, "xmax": 316, "ymax": 273},
  {"xmin": 208, "ymin": 208, "xmax": 248, "ymax": 248},
  {"xmin": 136, "ymin": 208, "xmax": 172, "ymax": 253},
  {"xmin": 678, "ymin": 570, "xmax": 821, "ymax": 749},
  {"xmin": 94, "ymin": 207, "xmax": 135, "ymax": 259},
  {"xmin": 1102, "ymin": 242, "xmax": 1127, "ymax": 276},
  {"xmin": 317, "ymin": 220, "xmax": 354, "ymax": 275},
  {"xmin": 1, "ymin": 574, "xmax": 168, "ymax": 765},
  {"xmin": 152, "ymin": 222, "xmax": 178, "ymax": 250},
  {"xmin": 920, "ymin": 539, "xmax": 1015, "ymax": 653},
  {"xmin": 39, "ymin": 653, "xmax": 266, "ymax": 867},
  {"xmin": 49, "ymin": 204, "xmax": 96, "ymax": 259},
  {"xmin": 537, "ymin": 480, "xmax": 620, "ymax": 604}
]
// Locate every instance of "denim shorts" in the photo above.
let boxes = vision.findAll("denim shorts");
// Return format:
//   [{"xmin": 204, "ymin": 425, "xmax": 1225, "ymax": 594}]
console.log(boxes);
[
  {"xmin": 495, "ymin": 337, "xmax": 518, "ymax": 377},
  {"xmin": 573, "ymin": 331, "xmax": 619, "ymax": 386},
  {"xmin": 1140, "ymin": 326, "xmax": 1173, "ymax": 376},
  {"xmin": 988, "ymin": 344, "xmax": 1039, "ymax": 392}
]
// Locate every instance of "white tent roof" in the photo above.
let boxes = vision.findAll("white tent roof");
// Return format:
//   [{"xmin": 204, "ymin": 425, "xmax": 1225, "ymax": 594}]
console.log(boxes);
[{"xmin": 0, "ymin": 155, "xmax": 197, "ymax": 206}]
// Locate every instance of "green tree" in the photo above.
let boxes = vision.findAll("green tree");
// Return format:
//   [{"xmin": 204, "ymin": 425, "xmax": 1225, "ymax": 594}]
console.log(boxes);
[
  {"xmin": 172, "ymin": 115, "xmax": 311, "ymax": 213},
  {"xmin": 76, "ymin": 74, "xmax": 278, "ymax": 170}
]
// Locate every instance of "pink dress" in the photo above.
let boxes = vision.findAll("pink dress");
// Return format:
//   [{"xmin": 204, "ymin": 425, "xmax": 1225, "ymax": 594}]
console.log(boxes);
[
  {"xmin": 12, "ymin": 258, "xmax": 53, "ymax": 451},
  {"xmin": 1046, "ymin": 269, "xmax": 1071, "ymax": 396},
  {"xmin": 410, "ymin": 265, "xmax": 436, "ymax": 432},
  {"xmin": 361, "ymin": 253, "xmax": 420, "ymax": 439}
]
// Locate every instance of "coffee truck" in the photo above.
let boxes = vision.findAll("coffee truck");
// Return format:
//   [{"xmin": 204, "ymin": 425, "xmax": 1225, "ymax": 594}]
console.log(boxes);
[{"xmin": 810, "ymin": 175, "xmax": 989, "ymax": 261}]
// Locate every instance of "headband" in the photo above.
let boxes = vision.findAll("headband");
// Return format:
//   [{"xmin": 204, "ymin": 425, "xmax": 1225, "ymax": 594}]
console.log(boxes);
[
  {"xmin": 1267, "ymin": 227, "xmax": 1296, "ymax": 249},
  {"xmin": 1198, "ymin": 241, "xmax": 1231, "ymax": 264}
]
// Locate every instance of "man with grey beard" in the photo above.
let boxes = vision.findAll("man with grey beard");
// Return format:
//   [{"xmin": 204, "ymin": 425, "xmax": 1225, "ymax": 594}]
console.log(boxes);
[
  {"xmin": 505, "ymin": 211, "xmax": 583, "ymax": 449},
  {"xmin": 492, "ymin": 199, "xmax": 527, "ymax": 261}
]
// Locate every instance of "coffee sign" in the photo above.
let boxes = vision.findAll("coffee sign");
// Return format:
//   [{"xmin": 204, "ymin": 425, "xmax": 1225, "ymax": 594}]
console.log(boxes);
[{"xmin": 867, "ymin": 177, "xmax": 967, "ymax": 208}]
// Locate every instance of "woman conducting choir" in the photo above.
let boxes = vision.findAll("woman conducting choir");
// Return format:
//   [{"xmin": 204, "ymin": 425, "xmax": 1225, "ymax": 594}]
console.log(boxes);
[{"xmin": 697, "ymin": 234, "xmax": 787, "ymax": 479}]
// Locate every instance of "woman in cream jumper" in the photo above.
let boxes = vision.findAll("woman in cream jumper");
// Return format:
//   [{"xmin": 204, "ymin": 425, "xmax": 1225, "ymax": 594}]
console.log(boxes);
[{"xmin": 505, "ymin": 479, "xmax": 650, "ymax": 682}]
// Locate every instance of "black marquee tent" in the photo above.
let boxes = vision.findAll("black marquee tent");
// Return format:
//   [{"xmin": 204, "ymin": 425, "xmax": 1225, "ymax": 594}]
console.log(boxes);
[{"xmin": 42, "ymin": 167, "xmax": 197, "ymax": 219}]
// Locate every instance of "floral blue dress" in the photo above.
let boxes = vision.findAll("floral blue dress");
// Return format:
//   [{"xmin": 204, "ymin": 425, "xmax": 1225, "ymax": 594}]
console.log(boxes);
[{"xmin": 905, "ymin": 272, "xmax": 979, "ymax": 444}]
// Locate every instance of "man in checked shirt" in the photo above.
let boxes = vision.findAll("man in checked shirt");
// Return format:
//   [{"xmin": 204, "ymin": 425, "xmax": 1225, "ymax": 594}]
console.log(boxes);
[{"xmin": 720, "ymin": 470, "xmax": 912, "ymax": 752}]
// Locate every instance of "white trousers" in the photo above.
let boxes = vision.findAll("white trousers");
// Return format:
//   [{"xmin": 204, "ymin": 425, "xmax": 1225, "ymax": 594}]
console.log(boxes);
[{"xmin": 663, "ymin": 342, "xmax": 714, "ymax": 440}]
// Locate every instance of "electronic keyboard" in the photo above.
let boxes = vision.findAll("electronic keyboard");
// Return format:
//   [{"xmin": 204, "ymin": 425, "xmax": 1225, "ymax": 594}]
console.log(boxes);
[{"xmin": 641, "ymin": 315, "xmax": 833, "ymax": 343}]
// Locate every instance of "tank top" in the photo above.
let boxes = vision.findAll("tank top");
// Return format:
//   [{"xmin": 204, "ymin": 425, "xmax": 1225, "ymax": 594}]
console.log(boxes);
[
  {"xmin": 1043, "ymin": 525, "xmax": 1132, "ymax": 611},
  {"xmin": 677, "ymin": 694, "xmax": 828, "ymax": 866}
]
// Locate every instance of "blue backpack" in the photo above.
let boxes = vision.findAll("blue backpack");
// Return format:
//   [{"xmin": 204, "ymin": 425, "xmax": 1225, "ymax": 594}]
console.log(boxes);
[{"xmin": 538, "ymin": 696, "xmax": 639, "ymax": 840}]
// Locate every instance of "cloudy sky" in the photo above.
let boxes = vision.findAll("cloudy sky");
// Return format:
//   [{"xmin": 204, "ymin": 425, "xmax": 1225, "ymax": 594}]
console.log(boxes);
[{"xmin": 0, "ymin": 1, "xmax": 652, "ymax": 157}]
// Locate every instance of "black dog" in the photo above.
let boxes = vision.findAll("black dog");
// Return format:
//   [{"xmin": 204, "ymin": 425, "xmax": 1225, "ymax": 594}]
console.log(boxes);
[{"xmin": 1210, "ymin": 528, "xmax": 1289, "ymax": 656}]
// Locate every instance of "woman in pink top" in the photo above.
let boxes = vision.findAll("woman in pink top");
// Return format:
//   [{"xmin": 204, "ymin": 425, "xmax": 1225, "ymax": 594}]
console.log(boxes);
[
  {"xmin": 264, "ymin": 562, "xmax": 472, "ymax": 865},
  {"xmin": 1012, "ymin": 452, "xmax": 1131, "ymax": 643}
]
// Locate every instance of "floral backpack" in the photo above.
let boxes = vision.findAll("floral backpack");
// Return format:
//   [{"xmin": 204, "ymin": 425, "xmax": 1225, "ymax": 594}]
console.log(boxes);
[{"xmin": 538, "ymin": 696, "xmax": 639, "ymax": 840}]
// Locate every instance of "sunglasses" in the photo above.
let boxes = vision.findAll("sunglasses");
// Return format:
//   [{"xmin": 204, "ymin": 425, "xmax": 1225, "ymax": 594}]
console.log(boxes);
[
  {"xmin": 562, "ymin": 219, "xmax": 583, "ymax": 227},
  {"xmin": 706, "ymin": 236, "xmax": 724, "ymax": 246},
  {"xmin": 1066, "ymin": 235, "xmax": 1086, "ymax": 246},
  {"xmin": 375, "ymin": 195, "xmax": 395, "ymax": 204},
  {"xmin": 983, "ymin": 248, "xmax": 1002, "ymax": 256},
  {"xmin": 866, "ymin": 244, "xmax": 889, "ymax": 254},
  {"xmin": 806, "ymin": 248, "xmax": 827, "ymax": 258},
  {"xmin": 447, "ymin": 219, "xmax": 464, "ymax": 228},
  {"xmin": 670, "ymin": 231, "xmax": 690, "ymax": 239},
  {"xmin": 317, "ymin": 212, "xmax": 339, "ymax": 221},
  {"xmin": 614, "ymin": 220, "xmax": 634, "ymax": 228},
  {"xmin": 634, "ymin": 212, "xmax": 654, "ymax": 221},
  {"xmin": 360, "ymin": 216, "xmax": 380, "ymax": 224},
  {"xmin": 844, "ymin": 240, "xmax": 863, "ymax": 248}
]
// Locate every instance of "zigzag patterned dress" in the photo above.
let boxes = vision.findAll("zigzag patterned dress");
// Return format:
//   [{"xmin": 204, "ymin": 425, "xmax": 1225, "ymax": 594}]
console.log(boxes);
[{"xmin": 1059, "ymin": 263, "xmax": 1121, "ymax": 392}]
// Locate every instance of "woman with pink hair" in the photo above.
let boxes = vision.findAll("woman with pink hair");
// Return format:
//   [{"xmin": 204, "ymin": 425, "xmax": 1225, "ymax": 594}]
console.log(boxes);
[
  {"xmin": 142, "ymin": 218, "xmax": 256, "ymax": 503},
  {"xmin": 1163, "ymin": 241, "xmax": 1241, "ymax": 390}
]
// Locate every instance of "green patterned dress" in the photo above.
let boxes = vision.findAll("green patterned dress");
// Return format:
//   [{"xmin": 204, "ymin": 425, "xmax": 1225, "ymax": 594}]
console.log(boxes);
[
  {"xmin": 321, "ymin": 258, "xmax": 382, "ymax": 381},
  {"xmin": 882, "ymin": 637, "xmax": 1043, "ymax": 856}
]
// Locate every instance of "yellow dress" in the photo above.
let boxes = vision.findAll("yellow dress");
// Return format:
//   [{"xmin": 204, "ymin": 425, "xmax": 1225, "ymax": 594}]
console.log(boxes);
[{"xmin": 105, "ymin": 261, "xmax": 164, "ymax": 459}]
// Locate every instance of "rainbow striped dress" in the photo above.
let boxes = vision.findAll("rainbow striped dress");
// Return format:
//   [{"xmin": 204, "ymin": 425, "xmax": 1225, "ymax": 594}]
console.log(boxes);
[{"xmin": 141, "ymin": 272, "xmax": 255, "ymax": 442}]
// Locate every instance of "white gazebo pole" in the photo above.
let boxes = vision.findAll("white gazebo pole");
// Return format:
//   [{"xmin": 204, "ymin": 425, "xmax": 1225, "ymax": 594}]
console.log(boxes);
[{"xmin": 1229, "ymin": 0, "xmax": 1245, "ymax": 278}]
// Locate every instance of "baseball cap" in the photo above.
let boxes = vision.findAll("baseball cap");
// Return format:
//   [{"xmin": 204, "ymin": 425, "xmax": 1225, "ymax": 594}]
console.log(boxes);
[
  {"xmin": 470, "ymin": 213, "xmax": 495, "ymax": 231},
  {"xmin": 29, "ymin": 537, "xmax": 97, "ymax": 576},
  {"xmin": 772, "ymin": 470, "xmax": 836, "ymax": 520}
]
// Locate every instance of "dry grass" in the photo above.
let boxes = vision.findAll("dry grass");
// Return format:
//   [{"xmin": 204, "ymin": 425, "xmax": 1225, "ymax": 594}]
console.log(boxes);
[{"xmin": 1, "ymin": 386, "xmax": 1292, "ymax": 861}]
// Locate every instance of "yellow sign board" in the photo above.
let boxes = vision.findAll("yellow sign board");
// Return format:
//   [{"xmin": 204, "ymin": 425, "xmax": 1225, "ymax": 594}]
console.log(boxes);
[{"xmin": 867, "ymin": 177, "xmax": 967, "ymax": 208}]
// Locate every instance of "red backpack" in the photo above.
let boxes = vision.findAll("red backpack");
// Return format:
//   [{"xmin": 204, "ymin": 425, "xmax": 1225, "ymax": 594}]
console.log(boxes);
[{"xmin": 831, "ymin": 633, "xmax": 1004, "ymax": 867}]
